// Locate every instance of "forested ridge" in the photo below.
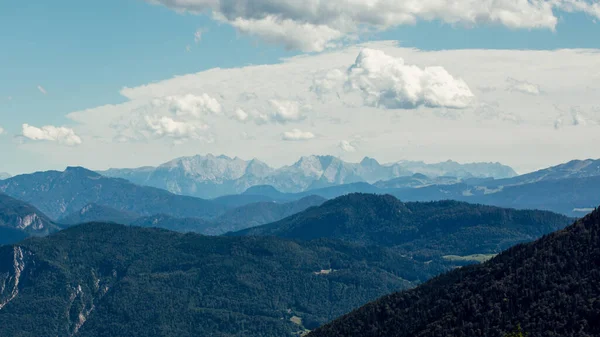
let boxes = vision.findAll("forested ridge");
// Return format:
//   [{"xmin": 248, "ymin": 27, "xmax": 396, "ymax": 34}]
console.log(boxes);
[
  {"xmin": 0, "ymin": 223, "xmax": 446, "ymax": 337},
  {"xmin": 309, "ymin": 207, "xmax": 600, "ymax": 337},
  {"xmin": 235, "ymin": 194, "xmax": 572, "ymax": 258}
]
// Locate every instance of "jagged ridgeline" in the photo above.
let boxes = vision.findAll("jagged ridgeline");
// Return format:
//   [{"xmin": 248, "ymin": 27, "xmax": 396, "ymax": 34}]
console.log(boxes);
[{"xmin": 308, "ymin": 207, "xmax": 600, "ymax": 337}]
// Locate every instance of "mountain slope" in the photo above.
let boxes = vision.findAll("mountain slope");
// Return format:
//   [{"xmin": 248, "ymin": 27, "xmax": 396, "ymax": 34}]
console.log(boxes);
[
  {"xmin": 0, "ymin": 193, "xmax": 59, "ymax": 240},
  {"xmin": 397, "ymin": 160, "xmax": 517, "ymax": 179},
  {"xmin": 0, "ymin": 167, "xmax": 225, "ymax": 220},
  {"xmin": 59, "ymin": 204, "xmax": 140, "ymax": 225},
  {"xmin": 235, "ymin": 194, "xmax": 572, "ymax": 257},
  {"xmin": 129, "ymin": 214, "xmax": 217, "ymax": 233},
  {"xmin": 309, "ymin": 207, "xmax": 600, "ymax": 337},
  {"xmin": 212, "ymin": 195, "xmax": 326, "ymax": 234},
  {"xmin": 492, "ymin": 158, "xmax": 600, "ymax": 186},
  {"xmin": 0, "ymin": 172, "xmax": 11, "ymax": 180},
  {"xmin": 0, "ymin": 223, "xmax": 446, "ymax": 337}
]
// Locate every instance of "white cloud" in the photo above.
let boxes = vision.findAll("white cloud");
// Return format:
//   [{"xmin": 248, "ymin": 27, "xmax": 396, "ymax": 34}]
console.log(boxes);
[
  {"xmin": 268, "ymin": 99, "xmax": 308, "ymax": 123},
  {"xmin": 230, "ymin": 101, "xmax": 307, "ymax": 125},
  {"xmin": 339, "ymin": 140, "xmax": 357, "ymax": 152},
  {"xmin": 152, "ymin": 93, "xmax": 222, "ymax": 117},
  {"xmin": 22, "ymin": 124, "xmax": 82, "ymax": 146},
  {"xmin": 554, "ymin": 106, "xmax": 595, "ymax": 129},
  {"xmin": 282, "ymin": 129, "xmax": 315, "ymax": 141},
  {"xmin": 145, "ymin": 0, "xmax": 600, "ymax": 52},
  {"xmin": 60, "ymin": 42, "xmax": 600, "ymax": 173},
  {"xmin": 143, "ymin": 115, "xmax": 208, "ymax": 141},
  {"xmin": 37, "ymin": 85, "xmax": 47, "ymax": 95},
  {"xmin": 233, "ymin": 108, "xmax": 249, "ymax": 122},
  {"xmin": 109, "ymin": 94, "xmax": 219, "ymax": 143},
  {"xmin": 341, "ymin": 48, "xmax": 475, "ymax": 109},
  {"xmin": 506, "ymin": 77, "xmax": 541, "ymax": 95},
  {"xmin": 194, "ymin": 28, "xmax": 205, "ymax": 43},
  {"xmin": 229, "ymin": 16, "xmax": 344, "ymax": 52},
  {"xmin": 0, "ymin": 126, "xmax": 4, "ymax": 135}
]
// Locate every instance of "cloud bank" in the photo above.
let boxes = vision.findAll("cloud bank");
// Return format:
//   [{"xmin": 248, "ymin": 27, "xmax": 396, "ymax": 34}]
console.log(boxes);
[
  {"xmin": 34, "ymin": 42, "xmax": 600, "ymax": 174},
  {"xmin": 146, "ymin": 0, "xmax": 600, "ymax": 51}
]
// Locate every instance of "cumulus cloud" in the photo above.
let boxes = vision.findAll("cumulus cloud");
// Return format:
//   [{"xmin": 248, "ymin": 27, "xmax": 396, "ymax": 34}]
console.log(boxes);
[
  {"xmin": 152, "ymin": 94, "xmax": 222, "ymax": 117},
  {"xmin": 311, "ymin": 68, "xmax": 346, "ymax": 98},
  {"xmin": 145, "ymin": 0, "xmax": 600, "ymax": 52},
  {"xmin": 231, "ymin": 100, "xmax": 309, "ymax": 125},
  {"xmin": 269, "ymin": 99, "xmax": 308, "ymax": 123},
  {"xmin": 339, "ymin": 140, "xmax": 357, "ymax": 152},
  {"xmin": 233, "ymin": 108, "xmax": 249, "ymax": 122},
  {"xmin": 143, "ymin": 116, "xmax": 208, "ymax": 141},
  {"xmin": 282, "ymin": 129, "xmax": 315, "ymax": 141},
  {"xmin": 506, "ymin": 77, "xmax": 542, "ymax": 95},
  {"xmin": 554, "ymin": 106, "xmax": 594, "ymax": 129},
  {"xmin": 110, "ymin": 93, "xmax": 220, "ymax": 143},
  {"xmin": 22, "ymin": 124, "xmax": 82, "ymax": 146},
  {"xmin": 339, "ymin": 48, "xmax": 474, "ymax": 109},
  {"xmin": 37, "ymin": 85, "xmax": 47, "ymax": 95}
]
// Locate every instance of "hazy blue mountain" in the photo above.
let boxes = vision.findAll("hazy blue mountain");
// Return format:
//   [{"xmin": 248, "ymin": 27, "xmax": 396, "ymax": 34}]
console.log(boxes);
[
  {"xmin": 241, "ymin": 185, "xmax": 299, "ymax": 201},
  {"xmin": 59, "ymin": 204, "xmax": 140, "ymax": 226},
  {"xmin": 374, "ymin": 173, "xmax": 460, "ymax": 189},
  {"xmin": 56, "ymin": 195, "xmax": 325, "ymax": 235},
  {"xmin": 309, "ymin": 207, "xmax": 600, "ymax": 337},
  {"xmin": 233, "ymin": 194, "xmax": 571, "ymax": 258},
  {"xmin": 0, "ymin": 172, "xmax": 11, "ymax": 180},
  {"xmin": 0, "ymin": 223, "xmax": 445, "ymax": 336},
  {"xmin": 0, "ymin": 193, "xmax": 60, "ymax": 245},
  {"xmin": 486, "ymin": 158, "xmax": 600, "ymax": 187},
  {"xmin": 211, "ymin": 193, "xmax": 279, "ymax": 208},
  {"xmin": 387, "ymin": 175, "xmax": 600, "ymax": 217},
  {"xmin": 396, "ymin": 159, "xmax": 517, "ymax": 179},
  {"xmin": 0, "ymin": 167, "xmax": 226, "ymax": 220},
  {"xmin": 130, "ymin": 214, "xmax": 217, "ymax": 233},
  {"xmin": 100, "ymin": 154, "xmax": 517, "ymax": 198},
  {"xmin": 211, "ymin": 195, "xmax": 326, "ymax": 234}
]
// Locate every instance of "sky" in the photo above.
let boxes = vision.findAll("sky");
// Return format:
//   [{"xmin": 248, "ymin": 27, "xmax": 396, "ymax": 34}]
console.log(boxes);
[{"xmin": 1, "ymin": 0, "xmax": 600, "ymax": 175}]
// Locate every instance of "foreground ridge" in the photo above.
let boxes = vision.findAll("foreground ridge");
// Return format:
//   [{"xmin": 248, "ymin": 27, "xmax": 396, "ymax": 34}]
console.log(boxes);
[{"xmin": 309, "ymin": 207, "xmax": 600, "ymax": 337}]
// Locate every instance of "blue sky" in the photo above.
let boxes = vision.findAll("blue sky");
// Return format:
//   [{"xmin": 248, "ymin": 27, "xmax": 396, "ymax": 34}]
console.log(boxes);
[{"xmin": 1, "ymin": 0, "xmax": 600, "ymax": 174}]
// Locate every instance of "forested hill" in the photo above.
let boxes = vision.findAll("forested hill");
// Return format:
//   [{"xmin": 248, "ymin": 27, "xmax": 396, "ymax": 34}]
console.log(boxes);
[
  {"xmin": 234, "ymin": 193, "xmax": 572, "ymax": 257},
  {"xmin": 0, "ymin": 223, "xmax": 448, "ymax": 337},
  {"xmin": 309, "ymin": 207, "xmax": 600, "ymax": 337}
]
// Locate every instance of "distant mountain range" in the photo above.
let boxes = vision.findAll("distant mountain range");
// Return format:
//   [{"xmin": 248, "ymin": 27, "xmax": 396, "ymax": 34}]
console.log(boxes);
[
  {"xmin": 99, "ymin": 154, "xmax": 517, "ymax": 198},
  {"xmin": 232, "ymin": 159, "xmax": 600, "ymax": 217},
  {"xmin": 309, "ymin": 205, "xmax": 600, "ymax": 337}
]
